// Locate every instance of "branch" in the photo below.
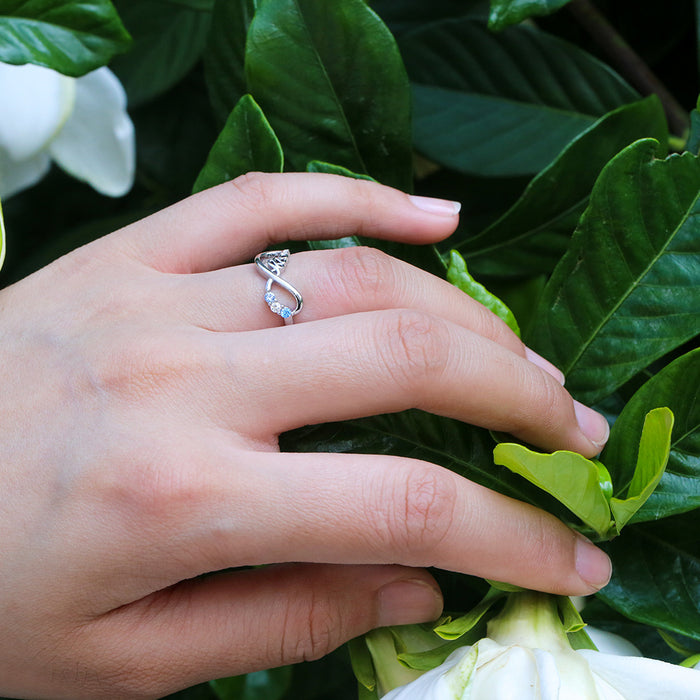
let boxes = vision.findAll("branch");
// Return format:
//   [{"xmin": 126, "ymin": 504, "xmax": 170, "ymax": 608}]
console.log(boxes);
[{"xmin": 568, "ymin": 0, "xmax": 689, "ymax": 136}]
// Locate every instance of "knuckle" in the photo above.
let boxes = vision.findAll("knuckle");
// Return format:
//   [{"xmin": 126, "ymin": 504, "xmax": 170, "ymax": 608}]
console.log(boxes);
[
  {"xmin": 379, "ymin": 310, "xmax": 449, "ymax": 390},
  {"xmin": 226, "ymin": 171, "xmax": 275, "ymax": 215},
  {"xmin": 333, "ymin": 246, "xmax": 396, "ymax": 302},
  {"xmin": 369, "ymin": 464, "xmax": 455, "ymax": 559},
  {"xmin": 280, "ymin": 590, "xmax": 342, "ymax": 664}
]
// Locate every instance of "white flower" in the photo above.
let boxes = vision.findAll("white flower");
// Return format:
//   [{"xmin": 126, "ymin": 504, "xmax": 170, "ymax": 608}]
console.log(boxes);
[
  {"xmin": 0, "ymin": 62, "xmax": 135, "ymax": 199},
  {"xmin": 382, "ymin": 593, "xmax": 700, "ymax": 700}
]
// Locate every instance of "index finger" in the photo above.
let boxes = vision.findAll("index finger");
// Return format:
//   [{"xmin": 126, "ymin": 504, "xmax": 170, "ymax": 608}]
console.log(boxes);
[{"xmin": 110, "ymin": 172, "xmax": 461, "ymax": 273}]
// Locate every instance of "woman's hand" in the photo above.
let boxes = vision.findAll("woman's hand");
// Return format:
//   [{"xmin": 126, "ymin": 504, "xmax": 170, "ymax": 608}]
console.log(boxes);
[{"xmin": 0, "ymin": 173, "xmax": 611, "ymax": 699}]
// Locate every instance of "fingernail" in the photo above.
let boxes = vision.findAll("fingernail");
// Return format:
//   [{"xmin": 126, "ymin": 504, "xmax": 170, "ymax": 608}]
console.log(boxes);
[
  {"xmin": 525, "ymin": 348, "xmax": 565, "ymax": 385},
  {"xmin": 573, "ymin": 400, "xmax": 610, "ymax": 449},
  {"xmin": 377, "ymin": 578, "xmax": 443, "ymax": 627},
  {"xmin": 409, "ymin": 195, "xmax": 461, "ymax": 216},
  {"xmin": 575, "ymin": 535, "xmax": 612, "ymax": 590}
]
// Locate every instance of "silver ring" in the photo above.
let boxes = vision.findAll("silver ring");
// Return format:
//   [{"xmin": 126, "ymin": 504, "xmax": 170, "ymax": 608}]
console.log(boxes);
[{"xmin": 254, "ymin": 249, "xmax": 303, "ymax": 325}]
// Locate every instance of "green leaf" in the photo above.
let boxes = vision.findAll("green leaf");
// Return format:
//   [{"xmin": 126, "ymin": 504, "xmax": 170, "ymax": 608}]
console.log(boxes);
[
  {"xmin": 599, "ymin": 512, "xmax": 700, "ymax": 641},
  {"xmin": 192, "ymin": 95, "xmax": 283, "ymax": 194},
  {"xmin": 603, "ymin": 349, "xmax": 700, "ymax": 522},
  {"xmin": 489, "ymin": 0, "xmax": 573, "ymax": 31},
  {"xmin": 457, "ymin": 97, "xmax": 667, "ymax": 263},
  {"xmin": 529, "ymin": 140, "xmax": 700, "ymax": 405},
  {"xmin": 609, "ymin": 408, "xmax": 674, "ymax": 530},
  {"xmin": 493, "ymin": 443, "xmax": 614, "ymax": 537},
  {"xmin": 306, "ymin": 161, "xmax": 375, "ymax": 181},
  {"xmin": 434, "ymin": 588, "xmax": 505, "ymax": 640},
  {"xmin": 348, "ymin": 638, "xmax": 376, "ymax": 692},
  {"xmin": 246, "ymin": 0, "xmax": 413, "ymax": 190},
  {"xmin": 209, "ymin": 667, "xmax": 292, "ymax": 700},
  {"xmin": 110, "ymin": 0, "xmax": 212, "ymax": 105},
  {"xmin": 446, "ymin": 250, "xmax": 520, "ymax": 336},
  {"xmin": 203, "ymin": 0, "xmax": 258, "ymax": 124},
  {"xmin": 400, "ymin": 18, "xmax": 638, "ymax": 177},
  {"xmin": 557, "ymin": 596, "xmax": 586, "ymax": 634},
  {"xmin": 687, "ymin": 95, "xmax": 700, "ymax": 155},
  {"xmin": 0, "ymin": 0, "xmax": 131, "ymax": 76}
]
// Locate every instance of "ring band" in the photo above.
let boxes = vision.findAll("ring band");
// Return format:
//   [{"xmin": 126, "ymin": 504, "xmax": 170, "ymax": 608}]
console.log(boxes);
[{"xmin": 254, "ymin": 250, "xmax": 303, "ymax": 325}]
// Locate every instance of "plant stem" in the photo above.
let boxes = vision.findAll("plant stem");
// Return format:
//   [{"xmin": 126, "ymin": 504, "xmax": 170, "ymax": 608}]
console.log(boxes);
[{"xmin": 568, "ymin": 0, "xmax": 689, "ymax": 136}]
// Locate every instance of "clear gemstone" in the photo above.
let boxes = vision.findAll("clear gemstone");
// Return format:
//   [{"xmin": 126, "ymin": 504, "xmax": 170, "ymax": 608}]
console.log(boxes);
[{"xmin": 270, "ymin": 301, "xmax": 283, "ymax": 314}]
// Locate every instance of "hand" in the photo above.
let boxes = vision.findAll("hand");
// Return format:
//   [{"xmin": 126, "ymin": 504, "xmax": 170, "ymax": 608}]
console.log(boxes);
[{"xmin": 0, "ymin": 173, "xmax": 611, "ymax": 699}]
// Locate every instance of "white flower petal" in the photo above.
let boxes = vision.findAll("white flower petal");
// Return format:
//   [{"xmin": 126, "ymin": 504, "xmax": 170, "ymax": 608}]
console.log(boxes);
[
  {"xmin": 585, "ymin": 628, "xmax": 642, "ymax": 657},
  {"xmin": 49, "ymin": 67, "xmax": 135, "ymax": 197},
  {"xmin": 469, "ymin": 644, "xmax": 543, "ymax": 700},
  {"xmin": 0, "ymin": 63, "xmax": 75, "ymax": 160},
  {"xmin": 579, "ymin": 649, "xmax": 700, "ymax": 700},
  {"xmin": 0, "ymin": 147, "xmax": 51, "ymax": 199}
]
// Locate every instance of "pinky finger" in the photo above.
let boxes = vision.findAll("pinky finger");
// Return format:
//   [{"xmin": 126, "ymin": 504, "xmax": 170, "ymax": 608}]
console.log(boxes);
[{"xmin": 81, "ymin": 564, "xmax": 443, "ymax": 699}]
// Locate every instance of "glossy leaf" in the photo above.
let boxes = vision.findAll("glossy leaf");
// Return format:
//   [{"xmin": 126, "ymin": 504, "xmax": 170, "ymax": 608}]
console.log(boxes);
[
  {"xmin": 400, "ymin": 18, "xmax": 638, "ymax": 176},
  {"xmin": 489, "ymin": 0, "xmax": 573, "ymax": 30},
  {"xmin": 599, "ymin": 512, "xmax": 700, "ymax": 641},
  {"xmin": 529, "ymin": 140, "xmax": 700, "ymax": 405},
  {"xmin": 210, "ymin": 667, "xmax": 292, "ymax": 699},
  {"xmin": 458, "ymin": 96, "xmax": 667, "ymax": 261},
  {"xmin": 0, "ymin": 0, "xmax": 131, "ymax": 76},
  {"xmin": 110, "ymin": 0, "xmax": 212, "ymax": 105},
  {"xmin": 603, "ymin": 349, "xmax": 700, "ymax": 522},
  {"xmin": 446, "ymin": 250, "xmax": 520, "ymax": 336},
  {"xmin": 434, "ymin": 588, "xmax": 505, "ymax": 640},
  {"xmin": 493, "ymin": 443, "xmax": 614, "ymax": 537},
  {"xmin": 608, "ymin": 407, "xmax": 674, "ymax": 530},
  {"xmin": 192, "ymin": 94, "xmax": 283, "ymax": 194},
  {"xmin": 245, "ymin": 0, "xmax": 412, "ymax": 190},
  {"xmin": 204, "ymin": 0, "xmax": 258, "ymax": 124}
]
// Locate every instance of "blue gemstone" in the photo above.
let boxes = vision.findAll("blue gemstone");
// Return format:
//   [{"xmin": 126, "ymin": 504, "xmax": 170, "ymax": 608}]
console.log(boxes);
[
  {"xmin": 264, "ymin": 292, "xmax": 276, "ymax": 303},
  {"xmin": 280, "ymin": 307, "xmax": 292, "ymax": 318}
]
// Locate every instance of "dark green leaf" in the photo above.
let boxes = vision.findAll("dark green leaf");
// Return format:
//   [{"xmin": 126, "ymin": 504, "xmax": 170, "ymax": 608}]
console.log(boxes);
[
  {"xmin": 210, "ymin": 667, "xmax": 292, "ymax": 700},
  {"xmin": 603, "ymin": 349, "xmax": 700, "ymax": 522},
  {"xmin": 529, "ymin": 140, "xmax": 700, "ymax": 405},
  {"xmin": 489, "ymin": 0, "xmax": 573, "ymax": 31},
  {"xmin": 306, "ymin": 162, "xmax": 375, "ymax": 181},
  {"xmin": 434, "ymin": 588, "xmax": 505, "ymax": 640},
  {"xmin": 446, "ymin": 250, "xmax": 520, "ymax": 336},
  {"xmin": 110, "ymin": 0, "xmax": 212, "ymax": 105},
  {"xmin": 458, "ymin": 97, "xmax": 667, "ymax": 262},
  {"xmin": 192, "ymin": 94, "xmax": 283, "ymax": 194},
  {"xmin": 203, "ymin": 0, "xmax": 258, "ymax": 124},
  {"xmin": 599, "ymin": 512, "xmax": 700, "ymax": 641},
  {"xmin": 400, "ymin": 18, "xmax": 638, "ymax": 177},
  {"xmin": 246, "ymin": 0, "xmax": 413, "ymax": 190},
  {"xmin": 0, "ymin": 0, "xmax": 131, "ymax": 76},
  {"xmin": 608, "ymin": 407, "xmax": 674, "ymax": 530},
  {"xmin": 687, "ymin": 95, "xmax": 700, "ymax": 155}
]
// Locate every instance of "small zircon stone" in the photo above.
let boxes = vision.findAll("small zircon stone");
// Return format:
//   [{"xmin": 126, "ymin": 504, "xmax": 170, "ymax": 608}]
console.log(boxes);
[
  {"xmin": 280, "ymin": 307, "xmax": 292, "ymax": 319},
  {"xmin": 264, "ymin": 292, "xmax": 276, "ymax": 303},
  {"xmin": 270, "ymin": 301, "xmax": 283, "ymax": 314}
]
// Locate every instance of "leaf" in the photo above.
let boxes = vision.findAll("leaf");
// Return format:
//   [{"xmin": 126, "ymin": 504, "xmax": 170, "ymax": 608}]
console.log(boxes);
[
  {"xmin": 245, "ymin": 0, "xmax": 413, "ymax": 190},
  {"xmin": 192, "ymin": 94, "xmax": 283, "ymax": 194},
  {"xmin": 399, "ymin": 18, "xmax": 639, "ymax": 177},
  {"xmin": 209, "ymin": 667, "xmax": 292, "ymax": 700},
  {"xmin": 457, "ymin": 97, "xmax": 667, "ymax": 262},
  {"xmin": 489, "ymin": 0, "xmax": 573, "ymax": 31},
  {"xmin": 110, "ymin": 0, "xmax": 212, "ymax": 105},
  {"xmin": 434, "ymin": 588, "xmax": 505, "ymax": 640},
  {"xmin": 598, "ymin": 512, "xmax": 700, "ymax": 641},
  {"xmin": 0, "ymin": 0, "xmax": 131, "ymax": 76},
  {"xmin": 446, "ymin": 250, "xmax": 520, "ymax": 336},
  {"xmin": 493, "ymin": 443, "xmax": 614, "ymax": 537},
  {"xmin": 203, "ymin": 0, "xmax": 258, "ymax": 124},
  {"xmin": 602, "ymin": 349, "xmax": 700, "ymax": 522},
  {"xmin": 348, "ymin": 637, "xmax": 376, "ymax": 692},
  {"xmin": 528, "ymin": 140, "xmax": 700, "ymax": 405},
  {"xmin": 608, "ymin": 407, "xmax": 674, "ymax": 530},
  {"xmin": 306, "ymin": 161, "xmax": 375, "ymax": 181},
  {"xmin": 687, "ymin": 96, "xmax": 700, "ymax": 155}
]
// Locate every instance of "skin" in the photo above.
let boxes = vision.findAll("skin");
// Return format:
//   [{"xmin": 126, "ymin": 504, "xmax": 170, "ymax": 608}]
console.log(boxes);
[{"xmin": 0, "ymin": 173, "xmax": 611, "ymax": 699}]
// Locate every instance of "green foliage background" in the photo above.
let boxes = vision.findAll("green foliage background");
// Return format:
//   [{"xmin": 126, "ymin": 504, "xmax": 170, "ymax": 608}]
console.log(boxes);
[{"xmin": 1, "ymin": 0, "xmax": 699, "ymax": 697}]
